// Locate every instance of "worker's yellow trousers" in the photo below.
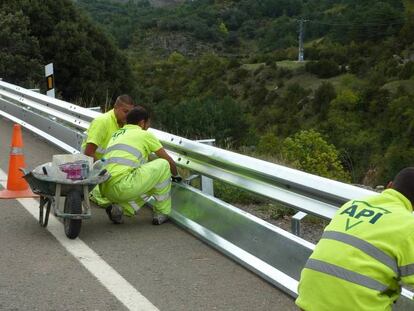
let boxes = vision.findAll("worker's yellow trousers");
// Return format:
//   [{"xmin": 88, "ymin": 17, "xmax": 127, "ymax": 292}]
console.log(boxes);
[
  {"xmin": 90, "ymin": 186, "xmax": 111, "ymax": 207},
  {"xmin": 101, "ymin": 159, "xmax": 171, "ymax": 216}
]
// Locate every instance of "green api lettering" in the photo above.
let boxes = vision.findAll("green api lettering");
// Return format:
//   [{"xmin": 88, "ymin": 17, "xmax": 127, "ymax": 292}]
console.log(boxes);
[
  {"xmin": 113, "ymin": 128, "xmax": 126, "ymax": 138},
  {"xmin": 340, "ymin": 205, "xmax": 384, "ymax": 224}
]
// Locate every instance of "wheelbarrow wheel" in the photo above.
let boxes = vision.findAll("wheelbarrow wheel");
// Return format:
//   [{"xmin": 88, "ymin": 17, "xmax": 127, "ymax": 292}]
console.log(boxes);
[{"xmin": 64, "ymin": 190, "xmax": 82, "ymax": 239}]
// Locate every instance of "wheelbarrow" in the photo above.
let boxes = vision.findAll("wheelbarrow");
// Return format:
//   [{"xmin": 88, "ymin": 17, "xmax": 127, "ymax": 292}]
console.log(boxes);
[{"xmin": 21, "ymin": 162, "xmax": 110, "ymax": 239}]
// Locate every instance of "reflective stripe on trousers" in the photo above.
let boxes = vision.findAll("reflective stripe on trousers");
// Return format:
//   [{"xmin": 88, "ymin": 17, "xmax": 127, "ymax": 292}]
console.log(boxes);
[
  {"xmin": 154, "ymin": 178, "xmax": 171, "ymax": 190},
  {"xmin": 129, "ymin": 201, "xmax": 140, "ymax": 213},
  {"xmin": 153, "ymin": 193, "xmax": 170, "ymax": 202},
  {"xmin": 152, "ymin": 177, "xmax": 171, "ymax": 202},
  {"xmin": 305, "ymin": 258, "xmax": 389, "ymax": 292}
]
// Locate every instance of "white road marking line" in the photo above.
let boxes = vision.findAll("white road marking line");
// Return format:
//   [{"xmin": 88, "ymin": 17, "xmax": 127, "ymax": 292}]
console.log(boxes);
[{"xmin": 0, "ymin": 170, "xmax": 158, "ymax": 311}]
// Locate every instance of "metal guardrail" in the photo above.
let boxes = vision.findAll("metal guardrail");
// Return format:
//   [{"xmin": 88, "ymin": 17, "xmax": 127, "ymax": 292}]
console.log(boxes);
[
  {"xmin": 0, "ymin": 81, "xmax": 375, "ymax": 217},
  {"xmin": 1, "ymin": 80, "xmax": 413, "ymax": 308}
]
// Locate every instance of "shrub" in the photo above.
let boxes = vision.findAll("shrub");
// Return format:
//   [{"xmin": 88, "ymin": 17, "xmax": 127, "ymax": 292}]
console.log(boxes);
[
  {"xmin": 306, "ymin": 59, "xmax": 341, "ymax": 78},
  {"xmin": 281, "ymin": 130, "xmax": 351, "ymax": 182}
]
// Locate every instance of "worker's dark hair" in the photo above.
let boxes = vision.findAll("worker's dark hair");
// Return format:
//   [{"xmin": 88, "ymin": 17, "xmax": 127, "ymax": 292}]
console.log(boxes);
[
  {"xmin": 392, "ymin": 167, "xmax": 414, "ymax": 205},
  {"xmin": 115, "ymin": 94, "xmax": 135, "ymax": 106},
  {"xmin": 126, "ymin": 106, "xmax": 149, "ymax": 124}
]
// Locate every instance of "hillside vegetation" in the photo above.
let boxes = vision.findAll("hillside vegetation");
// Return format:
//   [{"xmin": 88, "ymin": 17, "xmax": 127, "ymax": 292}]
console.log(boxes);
[
  {"xmin": 76, "ymin": 0, "xmax": 414, "ymax": 184},
  {"xmin": 1, "ymin": 0, "xmax": 414, "ymax": 185}
]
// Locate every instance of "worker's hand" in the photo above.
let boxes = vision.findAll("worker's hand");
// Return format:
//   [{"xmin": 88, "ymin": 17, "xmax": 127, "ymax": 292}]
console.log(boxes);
[{"xmin": 171, "ymin": 174, "xmax": 182, "ymax": 183}]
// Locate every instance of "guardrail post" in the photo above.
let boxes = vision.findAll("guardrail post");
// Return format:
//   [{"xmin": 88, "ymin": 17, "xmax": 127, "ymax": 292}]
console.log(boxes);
[
  {"xmin": 291, "ymin": 211, "xmax": 307, "ymax": 237},
  {"xmin": 196, "ymin": 139, "xmax": 215, "ymax": 196},
  {"xmin": 88, "ymin": 106, "xmax": 101, "ymax": 112}
]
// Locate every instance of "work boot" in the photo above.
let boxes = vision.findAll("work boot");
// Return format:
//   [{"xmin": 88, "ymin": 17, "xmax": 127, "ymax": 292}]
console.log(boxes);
[
  {"xmin": 105, "ymin": 204, "xmax": 123, "ymax": 224},
  {"xmin": 152, "ymin": 212, "xmax": 169, "ymax": 225}
]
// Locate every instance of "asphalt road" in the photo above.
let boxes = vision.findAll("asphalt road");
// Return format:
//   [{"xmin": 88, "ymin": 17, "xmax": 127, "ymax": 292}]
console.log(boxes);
[{"xmin": 0, "ymin": 117, "xmax": 298, "ymax": 311}]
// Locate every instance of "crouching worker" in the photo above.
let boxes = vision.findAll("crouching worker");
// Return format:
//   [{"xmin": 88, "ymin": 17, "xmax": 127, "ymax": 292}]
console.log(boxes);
[
  {"xmin": 82, "ymin": 95, "xmax": 137, "ymax": 208},
  {"xmin": 100, "ymin": 106, "xmax": 179, "ymax": 225}
]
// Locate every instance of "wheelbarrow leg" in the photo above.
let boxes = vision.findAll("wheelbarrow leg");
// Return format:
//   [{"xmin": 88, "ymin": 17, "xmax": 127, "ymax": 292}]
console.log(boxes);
[{"xmin": 39, "ymin": 196, "xmax": 51, "ymax": 227}]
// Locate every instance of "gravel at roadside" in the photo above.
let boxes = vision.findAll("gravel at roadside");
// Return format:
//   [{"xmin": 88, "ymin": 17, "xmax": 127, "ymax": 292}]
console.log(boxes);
[{"xmin": 235, "ymin": 203, "xmax": 329, "ymax": 244}]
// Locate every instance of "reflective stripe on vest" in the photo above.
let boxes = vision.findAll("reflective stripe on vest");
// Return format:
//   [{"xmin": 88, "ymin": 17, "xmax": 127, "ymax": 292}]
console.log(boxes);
[
  {"xmin": 306, "ymin": 258, "xmax": 389, "ymax": 292},
  {"xmin": 96, "ymin": 146, "xmax": 106, "ymax": 154},
  {"xmin": 106, "ymin": 143, "xmax": 143, "ymax": 160},
  {"xmin": 104, "ymin": 143, "xmax": 143, "ymax": 168},
  {"xmin": 81, "ymin": 145, "xmax": 105, "ymax": 154},
  {"xmin": 400, "ymin": 264, "xmax": 414, "ymax": 277},
  {"xmin": 105, "ymin": 157, "xmax": 140, "ymax": 168},
  {"xmin": 154, "ymin": 193, "xmax": 170, "ymax": 202},
  {"xmin": 322, "ymin": 231, "xmax": 399, "ymax": 276},
  {"xmin": 155, "ymin": 178, "xmax": 171, "ymax": 190}
]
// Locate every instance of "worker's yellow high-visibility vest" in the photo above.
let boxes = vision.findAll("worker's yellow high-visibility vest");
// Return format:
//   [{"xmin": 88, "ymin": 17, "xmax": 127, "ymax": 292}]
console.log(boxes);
[
  {"xmin": 100, "ymin": 124, "xmax": 171, "ymax": 216},
  {"xmin": 296, "ymin": 189, "xmax": 414, "ymax": 311},
  {"xmin": 81, "ymin": 109, "xmax": 120, "ymax": 160},
  {"xmin": 103, "ymin": 124, "xmax": 163, "ymax": 180}
]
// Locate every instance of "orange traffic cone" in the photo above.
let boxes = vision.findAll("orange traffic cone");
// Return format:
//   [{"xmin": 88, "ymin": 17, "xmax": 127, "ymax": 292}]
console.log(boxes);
[{"xmin": 0, "ymin": 124, "xmax": 36, "ymax": 198}]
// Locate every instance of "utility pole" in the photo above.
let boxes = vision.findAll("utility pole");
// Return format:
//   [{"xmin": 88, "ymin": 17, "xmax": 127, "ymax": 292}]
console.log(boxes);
[{"xmin": 298, "ymin": 18, "xmax": 308, "ymax": 62}]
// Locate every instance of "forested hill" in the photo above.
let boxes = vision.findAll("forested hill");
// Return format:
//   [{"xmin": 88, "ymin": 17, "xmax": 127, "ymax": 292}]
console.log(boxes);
[
  {"xmin": 76, "ymin": 0, "xmax": 409, "ymax": 54},
  {"xmin": 0, "ymin": 0, "xmax": 134, "ymax": 105},
  {"xmin": 74, "ymin": 0, "xmax": 414, "ymax": 184}
]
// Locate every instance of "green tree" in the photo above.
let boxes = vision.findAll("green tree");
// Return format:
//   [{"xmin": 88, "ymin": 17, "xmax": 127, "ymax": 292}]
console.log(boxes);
[
  {"xmin": 0, "ymin": 11, "xmax": 43, "ymax": 86},
  {"xmin": 313, "ymin": 82, "xmax": 337, "ymax": 117},
  {"xmin": 306, "ymin": 59, "xmax": 341, "ymax": 78},
  {"xmin": 257, "ymin": 131, "xmax": 282, "ymax": 155},
  {"xmin": 281, "ymin": 130, "xmax": 350, "ymax": 181},
  {"xmin": 1, "ymin": 0, "xmax": 134, "ymax": 105},
  {"xmin": 154, "ymin": 96, "xmax": 247, "ymax": 146},
  {"xmin": 218, "ymin": 22, "xmax": 229, "ymax": 35},
  {"xmin": 380, "ymin": 141, "xmax": 414, "ymax": 183}
]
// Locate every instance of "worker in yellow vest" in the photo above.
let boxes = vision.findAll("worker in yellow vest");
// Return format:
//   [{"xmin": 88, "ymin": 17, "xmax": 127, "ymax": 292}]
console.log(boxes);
[
  {"xmin": 82, "ymin": 95, "xmax": 136, "ymax": 207},
  {"xmin": 296, "ymin": 167, "xmax": 414, "ymax": 311},
  {"xmin": 100, "ymin": 106, "xmax": 179, "ymax": 225}
]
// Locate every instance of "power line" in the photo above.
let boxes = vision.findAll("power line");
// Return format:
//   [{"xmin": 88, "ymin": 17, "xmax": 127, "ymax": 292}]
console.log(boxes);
[
  {"xmin": 293, "ymin": 18, "xmax": 406, "ymax": 27},
  {"xmin": 308, "ymin": 20, "xmax": 405, "ymax": 27},
  {"xmin": 294, "ymin": 16, "xmax": 406, "ymax": 61}
]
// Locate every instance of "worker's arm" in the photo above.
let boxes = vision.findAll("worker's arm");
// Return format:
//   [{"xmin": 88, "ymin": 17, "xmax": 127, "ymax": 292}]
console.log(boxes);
[
  {"xmin": 155, "ymin": 148, "xmax": 178, "ymax": 176},
  {"xmin": 84, "ymin": 143, "xmax": 98, "ymax": 161},
  {"xmin": 83, "ymin": 116, "xmax": 107, "ymax": 161}
]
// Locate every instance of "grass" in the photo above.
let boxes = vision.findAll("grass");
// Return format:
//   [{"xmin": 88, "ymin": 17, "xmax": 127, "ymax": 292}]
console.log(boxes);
[
  {"xmin": 241, "ymin": 60, "xmax": 306, "ymax": 72},
  {"xmin": 404, "ymin": 0, "xmax": 414, "ymax": 12},
  {"xmin": 328, "ymin": 73, "xmax": 362, "ymax": 89},
  {"xmin": 283, "ymin": 73, "xmax": 362, "ymax": 92},
  {"xmin": 323, "ymin": 3, "xmax": 347, "ymax": 14},
  {"xmin": 276, "ymin": 60, "xmax": 307, "ymax": 70},
  {"xmin": 241, "ymin": 63, "xmax": 265, "ymax": 71},
  {"xmin": 382, "ymin": 79, "xmax": 414, "ymax": 95}
]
